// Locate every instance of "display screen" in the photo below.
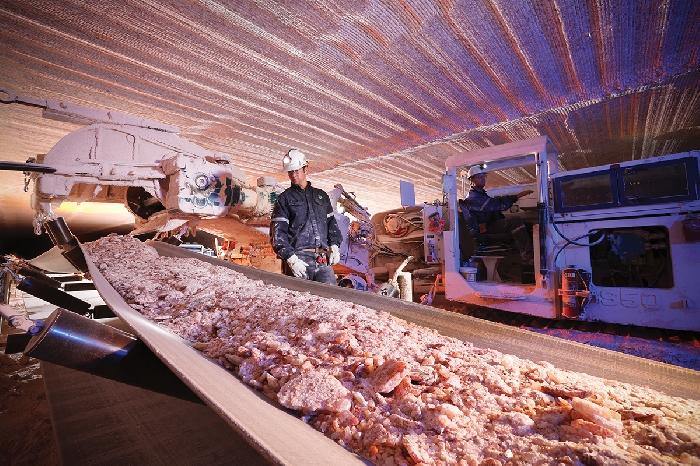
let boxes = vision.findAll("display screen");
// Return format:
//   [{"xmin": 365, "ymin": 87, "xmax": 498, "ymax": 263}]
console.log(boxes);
[
  {"xmin": 623, "ymin": 162, "xmax": 689, "ymax": 201},
  {"xmin": 553, "ymin": 156, "xmax": 699, "ymax": 213},
  {"xmin": 559, "ymin": 172, "xmax": 614, "ymax": 208}
]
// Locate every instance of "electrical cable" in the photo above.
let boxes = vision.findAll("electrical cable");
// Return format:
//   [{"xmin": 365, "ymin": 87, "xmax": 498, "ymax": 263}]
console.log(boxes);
[
  {"xmin": 552, "ymin": 229, "xmax": 605, "ymax": 268},
  {"xmin": 552, "ymin": 221, "xmax": 604, "ymax": 247}
]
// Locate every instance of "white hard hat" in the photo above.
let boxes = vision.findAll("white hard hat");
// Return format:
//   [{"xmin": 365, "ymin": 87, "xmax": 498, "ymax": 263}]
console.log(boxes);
[
  {"xmin": 282, "ymin": 149, "xmax": 309, "ymax": 172},
  {"xmin": 467, "ymin": 165, "xmax": 486, "ymax": 178}
]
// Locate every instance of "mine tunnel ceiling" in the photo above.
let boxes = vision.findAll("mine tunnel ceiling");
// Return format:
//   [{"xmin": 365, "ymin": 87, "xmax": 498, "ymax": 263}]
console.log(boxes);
[{"xmin": 0, "ymin": 0, "xmax": 699, "ymax": 218}]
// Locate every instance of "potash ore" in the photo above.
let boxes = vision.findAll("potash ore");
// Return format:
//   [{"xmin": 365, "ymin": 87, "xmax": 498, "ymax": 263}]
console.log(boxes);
[{"xmin": 84, "ymin": 235, "xmax": 700, "ymax": 466}]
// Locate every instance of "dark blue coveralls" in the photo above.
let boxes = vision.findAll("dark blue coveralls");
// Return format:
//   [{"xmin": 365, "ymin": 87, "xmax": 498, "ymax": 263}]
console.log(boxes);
[
  {"xmin": 270, "ymin": 182, "xmax": 343, "ymax": 284},
  {"xmin": 464, "ymin": 187, "xmax": 533, "ymax": 266}
]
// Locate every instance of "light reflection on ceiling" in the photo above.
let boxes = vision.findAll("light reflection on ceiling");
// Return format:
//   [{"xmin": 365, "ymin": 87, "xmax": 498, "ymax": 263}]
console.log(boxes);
[{"xmin": 0, "ymin": 0, "xmax": 698, "ymax": 235}]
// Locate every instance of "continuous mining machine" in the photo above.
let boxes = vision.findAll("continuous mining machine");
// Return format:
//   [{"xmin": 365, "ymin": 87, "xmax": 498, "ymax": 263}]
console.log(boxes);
[{"xmin": 399, "ymin": 136, "xmax": 700, "ymax": 332}]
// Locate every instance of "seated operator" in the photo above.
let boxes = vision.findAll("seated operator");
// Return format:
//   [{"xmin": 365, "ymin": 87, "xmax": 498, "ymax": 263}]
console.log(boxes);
[
  {"xmin": 462, "ymin": 165, "xmax": 535, "ymax": 284},
  {"xmin": 270, "ymin": 149, "xmax": 342, "ymax": 285}
]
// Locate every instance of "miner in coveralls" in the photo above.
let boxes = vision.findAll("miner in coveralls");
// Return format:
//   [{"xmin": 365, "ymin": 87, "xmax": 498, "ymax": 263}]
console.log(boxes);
[
  {"xmin": 270, "ymin": 149, "xmax": 342, "ymax": 285},
  {"xmin": 463, "ymin": 164, "xmax": 536, "ymax": 284}
]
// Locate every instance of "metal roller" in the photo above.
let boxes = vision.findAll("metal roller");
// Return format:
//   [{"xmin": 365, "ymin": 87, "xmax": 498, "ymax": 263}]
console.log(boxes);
[
  {"xmin": 24, "ymin": 307, "xmax": 202, "ymax": 402},
  {"xmin": 44, "ymin": 217, "xmax": 89, "ymax": 273},
  {"xmin": 14, "ymin": 263, "xmax": 62, "ymax": 288},
  {"xmin": 25, "ymin": 307, "xmax": 137, "ymax": 370},
  {"xmin": 17, "ymin": 277, "xmax": 91, "ymax": 315}
]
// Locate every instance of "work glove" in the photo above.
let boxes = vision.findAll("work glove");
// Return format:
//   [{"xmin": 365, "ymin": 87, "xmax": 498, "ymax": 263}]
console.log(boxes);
[
  {"xmin": 329, "ymin": 244, "xmax": 340, "ymax": 266},
  {"xmin": 287, "ymin": 254, "xmax": 308, "ymax": 278}
]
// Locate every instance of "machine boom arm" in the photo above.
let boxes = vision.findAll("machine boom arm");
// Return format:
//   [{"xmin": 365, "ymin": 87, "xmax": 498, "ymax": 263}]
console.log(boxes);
[{"xmin": 1, "ymin": 89, "xmax": 284, "ymax": 238}]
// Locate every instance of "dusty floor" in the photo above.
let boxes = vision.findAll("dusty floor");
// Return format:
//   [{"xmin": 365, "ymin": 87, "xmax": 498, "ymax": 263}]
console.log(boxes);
[
  {"xmin": 0, "ymin": 281, "xmax": 60, "ymax": 466},
  {"xmin": 526, "ymin": 326, "xmax": 700, "ymax": 372},
  {"xmin": 0, "ymin": 351, "xmax": 59, "ymax": 466}
]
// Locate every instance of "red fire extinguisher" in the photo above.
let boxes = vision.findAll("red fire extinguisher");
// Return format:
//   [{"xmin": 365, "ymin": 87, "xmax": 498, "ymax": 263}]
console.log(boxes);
[{"xmin": 559, "ymin": 265, "xmax": 588, "ymax": 318}]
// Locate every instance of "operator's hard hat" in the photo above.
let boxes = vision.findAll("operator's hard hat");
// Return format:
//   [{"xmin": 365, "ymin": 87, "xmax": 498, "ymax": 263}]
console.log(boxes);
[
  {"xmin": 282, "ymin": 149, "xmax": 309, "ymax": 172},
  {"xmin": 467, "ymin": 165, "xmax": 486, "ymax": 178}
]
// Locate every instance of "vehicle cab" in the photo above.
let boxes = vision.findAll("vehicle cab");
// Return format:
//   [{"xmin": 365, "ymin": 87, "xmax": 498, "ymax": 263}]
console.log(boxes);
[
  {"xmin": 432, "ymin": 136, "xmax": 700, "ymax": 331},
  {"xmin": 436, "ymin": 136, "xmax": 558, "ymax": 315}
]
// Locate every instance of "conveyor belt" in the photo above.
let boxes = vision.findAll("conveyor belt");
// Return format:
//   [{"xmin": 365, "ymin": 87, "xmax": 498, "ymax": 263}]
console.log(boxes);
[
  {"xmin": 53, "ymin": 241, "xmax": 699, "ymax": 466},
  {"xmin": 149, "ymin": 241, "xmax": 700, "ymax": 401}
]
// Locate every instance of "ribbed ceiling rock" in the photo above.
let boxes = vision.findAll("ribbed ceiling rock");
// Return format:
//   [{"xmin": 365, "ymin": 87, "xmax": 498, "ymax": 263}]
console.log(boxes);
[{"xmin": 1, "ymin": 0, "xmax": 698, "ymax": 223}]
